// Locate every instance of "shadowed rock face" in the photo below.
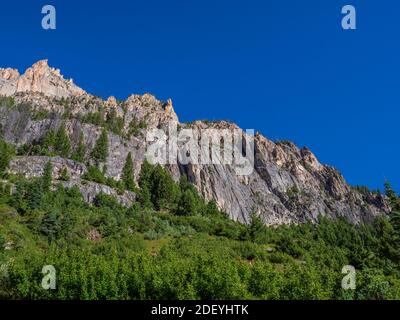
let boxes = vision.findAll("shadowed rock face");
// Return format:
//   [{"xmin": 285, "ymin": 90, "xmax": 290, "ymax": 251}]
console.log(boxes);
[
  {"xmin": 8, "ymin": 156, "xmax": 136, "ymax": 207},
  {"xmin": 0, "ymin": 60, "xmax": 390, "ymax": 225}
]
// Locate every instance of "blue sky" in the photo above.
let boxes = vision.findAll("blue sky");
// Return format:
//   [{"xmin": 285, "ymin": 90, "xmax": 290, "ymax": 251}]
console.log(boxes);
[{"xmin": 0, "ymin": 0, "xmax": 399, "ymax": 191}]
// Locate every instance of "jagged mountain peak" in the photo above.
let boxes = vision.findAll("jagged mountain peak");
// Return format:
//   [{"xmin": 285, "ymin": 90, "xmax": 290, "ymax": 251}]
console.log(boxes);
[
  {"xmin": 0, "ymin": 59, "xmax": 85, "ymax": 98},
  {"xmin": 0, "ymin": 60, "xmax": 181, "ymax": 124}
]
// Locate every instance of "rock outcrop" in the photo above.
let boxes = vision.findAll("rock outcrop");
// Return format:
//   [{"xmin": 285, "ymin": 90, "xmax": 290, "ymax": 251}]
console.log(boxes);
[
  {"xmin": 9, "ymin": 156, "xmax": 136, "ymax": 207},
  {"xmin": 0, "ymin": 60, "xmax": 85, "ymax": 98},
  {"xmin": 0, "ymin": 60, "xmax": 390, "ymax": 225}
]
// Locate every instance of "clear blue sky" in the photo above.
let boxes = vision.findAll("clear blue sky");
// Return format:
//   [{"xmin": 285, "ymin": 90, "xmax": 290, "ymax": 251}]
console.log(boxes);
[{"xmin": 0, "ymin": 0, "xmax": 399, "ymax": 191}]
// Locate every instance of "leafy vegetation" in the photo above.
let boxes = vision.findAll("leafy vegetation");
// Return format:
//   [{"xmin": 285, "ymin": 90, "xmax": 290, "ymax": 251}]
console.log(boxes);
[
  {"xmin": 127, "ymin": 118, "xmax": 147, "ymax": 138},
  {"xmin": 0, "ymin": 96, "xmax": 15, "ymax": 108},
  {"xmin": 80, "ymin": 109, "xmax": 125, "ymax": 137},
  {"xmin": 0, "ymin": 150, "xmax": 399, "ymax": 299},
  {"xmin": 82, "ymin": 165, "xmax": 124, "ymax": 192},
  {"xmin": 17, "ymin": 124, "xmax": 72, "ymax": 159},
  {"xmin": 0, "ymin": 131, "xmax": 399, "ymax": 300}
]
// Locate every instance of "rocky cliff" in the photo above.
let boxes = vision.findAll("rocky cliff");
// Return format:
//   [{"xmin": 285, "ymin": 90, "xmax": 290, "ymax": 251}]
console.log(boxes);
[
  {"xmin": 0, "ymin": 60, "xmax": 85, "ymax": 98},
  {"xmin": 0, "ymin": 60, "xmax": 389, "ymax": 225}
]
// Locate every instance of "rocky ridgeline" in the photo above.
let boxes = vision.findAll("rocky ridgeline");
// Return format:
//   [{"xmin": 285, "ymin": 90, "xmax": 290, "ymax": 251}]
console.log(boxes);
[
  {"xmin": 0, "ymin": 60, "xmax": 85, "ymax": 98},
  {"xmin": 0, "ymin": 60, "xmax": 389, "ymax": 225}
]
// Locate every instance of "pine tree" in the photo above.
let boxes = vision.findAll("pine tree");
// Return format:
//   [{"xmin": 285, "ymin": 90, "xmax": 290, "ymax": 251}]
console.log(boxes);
[
  {"xmin": 106, "ymin": 108, "xmax": 124, "ymax": 135},
  {"xmin": 139, "ymin": 160, "xmax": 153, "ymax": 188},
  {"xmin": 138, "ymin": 160, "xmax": 154, "ymax": 208},
  {"xmin": 55, "ymin": 124, "xmax": 71, "ymax": 157},
  {"xmin": 40, "ymin": 210, "xmax": 61, "ymax": 242},
  {"xmin": 59, "ymin": 167, "xmax": 70, "ymax": 181},
  {"xmin": 91, "ymin": 129, "xmax": 108, "ymax": 164},
  {"xmin": 177, "ymin": 189, "xmax": 197, "ymax": 216},
  {"xmin": 150, "ymin": 164, "xmax": 180, "ymax": 210},
  {"xmin": 41, "ymin": 129, "xmax": 56, "ymax": 155},
  {"xmin": 42, "ymin": 161, "xmax": 53, "ymax": 192},
  {"xmin": 0, "ymin": 139, "xmax": 15, "ymax": 177},
  {"xmin": 391, "ymin": 211, "xmax": 400, "ymax": 235},
  {"xmin": 179, "ymin": 174, "xmax": 191, "ymax": 192},
  {"xmin": 385, "ymin": 181, "xmax": 400, "ymax": 212},
  {"xmin": 26, "ymin": 180, "xmax": 43, "ymax": 210},
  {"xmin": 72, "ymin": 133, "xmax": 86, "ymax": 163},
  {"xmin": 248, "ymin": 208, "xmax": 265, "ymax": 242},
  {"xmin": 205, "ymin": 200, "xmax": 220, "ymax": 216},
  {"xmin": 176, "ymin": 174, "xmax": 203, "ymax": 215},
  {"xmin": 122, "ymin": 152, "xmax": 136, "ymax": 192},
  {"xmin": 385, "ymin": 181, "xmax": 397, "ymax": 202},
  {"xmin": 138, "ymin": 184, "xmax": 152, "ymax": 209},
  {"xmin": 385, "ymin": 182, "xmax": 400, "ymax": 259}
]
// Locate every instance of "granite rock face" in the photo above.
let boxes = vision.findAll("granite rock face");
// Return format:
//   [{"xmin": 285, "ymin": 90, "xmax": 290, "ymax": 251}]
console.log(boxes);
[
  {"xmin": 0, "ymin": 60, "xmax": 390, "ymax": 225},
  {"xmin": 0, "ymin": 60, "xmax": 85, "ymax": 98},
  {"xmin": 9, "ymin": 156, "xmax": 136, "ymax": 207}
]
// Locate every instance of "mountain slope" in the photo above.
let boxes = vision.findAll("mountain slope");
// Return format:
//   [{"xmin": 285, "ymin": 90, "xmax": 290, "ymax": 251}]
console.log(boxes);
[{"xmin": 0, "ymin": 60, "xmax": 389, "ymax": 224}]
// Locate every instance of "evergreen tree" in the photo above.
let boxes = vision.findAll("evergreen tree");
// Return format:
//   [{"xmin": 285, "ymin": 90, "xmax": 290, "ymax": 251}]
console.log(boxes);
[
  {"xmin": 0, "ymin": 233, "xmax": 4, "ymax": 251},
  {"xmin": 179, "ymin": 174, "xmax": 191, "ymax": 192},
  {"xmin": 91, "ymin": 129, "xmax": 108, "ymax": 164},
  {"xmin": 40, "ymin": 210, "xmax": 61, "ymax": 242},
  {"xmin": 385, "ymin": 181, "xmax": 398, "ymax": 209},
  {"xmin": 42, "ymin": 161, "xmax": 53, "ymax": 192},
  {"xmin": 0, "ymin": 139, "xmax": 15, "ymax": 177},
  {"xmin": 26, "ymin": 180, "xmax": 43, "ymax": 210},
  {"xmin": 122, "ymin": 152, "xmax": 136, "ymax": 192},
  {"xmin": 59, "ymin": 167, "xmax": 70, "ymax": 181},
  {"xmin": 176, "ymin": 174, "xmax": 202, "ymax": 215},
  {"xmin": 392, "ymin": 211, "xmax": 400, "ymax": 234},
  {"xmin": 72, "ymin": 133, "xmax": 86, "ymax": 163},
  {"xmin": 385, "ymin": 181, "xmax": 400, "ymax": 251},
  {"xmin": 138, "ymin": 160, "xmax": 153, "ymax": 188},
  {"xmin": 41, "ymin": 129, "xmax": 56, "ymax": 155},
  {"xmin": 176, "ymin": 189, "xmax": 197, "ymax": 216},
  {"xmin": 55, "ymin": 124, "xmax": 71, "ymax": 157},
  {"xmin": 205, "ymin": 200, "xmax": 220, "ymax": 216},
  {"xmin": 150, "ymin": 164, "xmax": 179, "ymax": 210},
  {"xmin": 138, "ymin": 160, "xmax": 154, "ymax": 208},
  {"xmin": 106, "ymin": 108, "xmax": 124, "ymax": 135},
  {"xmin": 248, "ymin": 208, "xmax": 265, "ymax": 242},
  {"xmin": 138, "ymin": 184, "xmax": 152, "ymax": 209}
]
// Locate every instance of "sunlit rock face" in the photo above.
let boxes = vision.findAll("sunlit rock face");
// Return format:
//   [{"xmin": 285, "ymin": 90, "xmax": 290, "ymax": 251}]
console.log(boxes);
[
  {"xmin": 0, "ymin": 60, "xmax": 85, "ymax": 98},
  {"xmin": 0, "ymin": 60, "xmax": 390, "ymax": 225}
]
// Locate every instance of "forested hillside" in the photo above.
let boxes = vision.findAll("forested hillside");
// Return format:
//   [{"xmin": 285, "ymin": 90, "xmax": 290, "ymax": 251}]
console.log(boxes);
[{"xmin": 1, "ymin": 136, "xmax": 399, "ymax": 299}]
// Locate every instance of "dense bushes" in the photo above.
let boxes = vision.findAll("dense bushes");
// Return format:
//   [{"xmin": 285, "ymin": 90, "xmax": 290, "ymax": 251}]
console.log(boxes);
[
  {"xmin": 0, "ymin": 177, "xmax": 399, "ymax": 299},
  {"xmin": 138, "ymin": 161, "xmax": 220, "ymax": 217},
  {"xmin": 82, "ymin": 166, "xmax": 124, "ymax": 192},
  {"xmin": 81, "ymin": 109, "xmax": 125, "ymax": 136},
  {"xmin": 0, "ymin": 153, "xmax": 399, "ymax": 299}
]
